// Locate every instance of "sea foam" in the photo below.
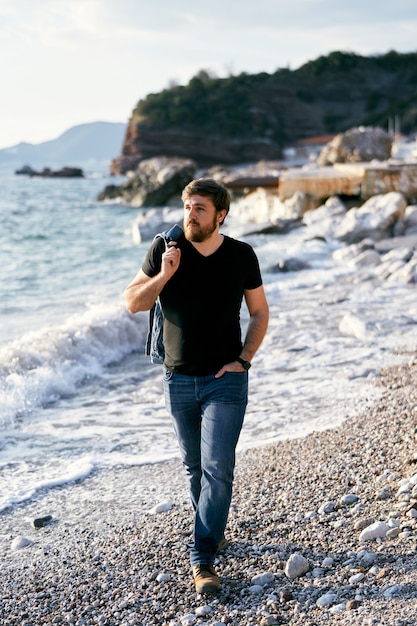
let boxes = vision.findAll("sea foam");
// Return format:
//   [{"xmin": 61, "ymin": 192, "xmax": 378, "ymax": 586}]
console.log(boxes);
[{"xmin": 0, "ymin": 302, "xmax": 147, "ymax": 424}]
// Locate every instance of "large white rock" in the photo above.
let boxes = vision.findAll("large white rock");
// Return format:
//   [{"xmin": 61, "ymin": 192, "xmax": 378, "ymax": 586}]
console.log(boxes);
[
  {"xmin": 11, "ymin": 536, "xmax": 33, "ymax": 550},
  {"xmin": 334, "ymin": 192, "xmax": 407, "ymax": 243},
  {"xmin": 285, "ymin": 552, "xmax": 310, "ymax": 579},
  {"xmin": 359, "ymin": 521, "xmax": 390, "ymax": 541}
]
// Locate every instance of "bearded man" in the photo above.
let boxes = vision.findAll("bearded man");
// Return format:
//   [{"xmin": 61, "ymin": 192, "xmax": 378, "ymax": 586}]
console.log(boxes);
[{"xmin": 125, "ymin": 178, "xmax": 269, "ymax": 594}]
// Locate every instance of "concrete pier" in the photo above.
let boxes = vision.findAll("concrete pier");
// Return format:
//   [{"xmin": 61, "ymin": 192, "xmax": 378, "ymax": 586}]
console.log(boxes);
[{"xmin": 278, "ymin": 162, "xmax": 417, "ymax": 205}]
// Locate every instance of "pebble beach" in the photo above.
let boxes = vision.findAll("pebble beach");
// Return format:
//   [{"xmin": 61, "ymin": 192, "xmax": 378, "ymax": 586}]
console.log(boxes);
[{"xmin": 2, "ymin": 353, "xmax": 417, "ymax": 626}]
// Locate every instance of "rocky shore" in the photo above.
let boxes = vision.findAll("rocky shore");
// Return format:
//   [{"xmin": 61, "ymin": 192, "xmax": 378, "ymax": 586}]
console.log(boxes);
[{"xmin": 2, "ymin": 355, "xmax": 417, "ymax": 626}]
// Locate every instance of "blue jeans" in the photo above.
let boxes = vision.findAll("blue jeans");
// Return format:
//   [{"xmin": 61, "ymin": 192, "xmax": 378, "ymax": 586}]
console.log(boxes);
[{"xmin": 163, "ymin": 369, "xmax": 248, "ymax": 566}]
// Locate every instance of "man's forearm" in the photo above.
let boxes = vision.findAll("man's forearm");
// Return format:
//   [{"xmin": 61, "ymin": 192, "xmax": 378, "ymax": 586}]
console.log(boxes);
[
  {"xmin": 124, "ymin": 273, "xmax": 167, "ymax": 313},
  {"xmin": 240, "ymin": 309, "xmax": 269, "ymax": 361}
]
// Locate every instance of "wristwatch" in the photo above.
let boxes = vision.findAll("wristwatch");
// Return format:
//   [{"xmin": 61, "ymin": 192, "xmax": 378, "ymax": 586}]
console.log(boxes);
[{"xmin": 237, "ymin": 357, "xmax": 251, "ymax": 370}]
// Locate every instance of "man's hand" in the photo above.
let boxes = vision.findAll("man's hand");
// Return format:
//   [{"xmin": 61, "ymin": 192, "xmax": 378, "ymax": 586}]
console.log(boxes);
[
  {"xmin": 215, "ymin": 361, "xmax": 246, "ymax": 378},
  {"xmin": 124, "ymin": 242, "xmax": 181, "ymax": 314},
  {"xmin": 161, "ymin": 242, "xmax": 181, "ymax": 279}
]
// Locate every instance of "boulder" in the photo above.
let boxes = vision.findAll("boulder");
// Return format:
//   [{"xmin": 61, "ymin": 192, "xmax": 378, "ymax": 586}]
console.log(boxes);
[
  {"xmin": 317, "ymin": 126, "xmax": 392, "ymax": 166},
  {"xmin": 269, "ymin": 258, "xmax": 311, "ymax": 273},
  {"xmin": 403, "ymin": 205, "xmax": 417, "ymax": 234},
  {"xmin": 97, "ymin": 157, "xmax": 196, "ymax": 207},
  {"xmin": 332, "ymin": 234, "xmax": 417, "ymax": 284},
  {"xmin": 333, "ymin": 191, "xmax": 407, "ymax": 243},
  {"xmin": 302, "ymin": 196, "xmax": 347, "ymax": 240}
]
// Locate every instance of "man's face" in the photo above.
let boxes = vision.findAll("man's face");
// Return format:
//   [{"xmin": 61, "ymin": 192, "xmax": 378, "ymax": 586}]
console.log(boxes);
[{"xmin": 183, "ymin": 194, "xmax": 224, "ymax": 243}]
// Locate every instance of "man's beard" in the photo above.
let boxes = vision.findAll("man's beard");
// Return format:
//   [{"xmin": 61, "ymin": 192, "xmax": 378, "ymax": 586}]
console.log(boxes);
[{"xmin": 184, "ymin": 215, "xmax": 218, "ymax": 242}]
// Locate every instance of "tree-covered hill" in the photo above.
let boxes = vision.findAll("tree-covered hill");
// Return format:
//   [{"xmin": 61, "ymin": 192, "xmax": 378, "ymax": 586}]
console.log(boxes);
[{"xmin": 112, "ymin": 50, "xmax": 417, "ymax": 173}]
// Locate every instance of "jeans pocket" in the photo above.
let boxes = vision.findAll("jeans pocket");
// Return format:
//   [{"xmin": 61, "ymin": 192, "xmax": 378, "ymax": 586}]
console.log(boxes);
[{"xmin": 163, "ymin": 368, "xmax": 174, "ymax": 381}]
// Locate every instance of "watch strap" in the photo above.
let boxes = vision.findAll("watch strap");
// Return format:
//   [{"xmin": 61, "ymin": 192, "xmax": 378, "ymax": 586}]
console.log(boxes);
[{"xmin": 237, "ymin": 357, "xmax": 251, "ymax": 370}]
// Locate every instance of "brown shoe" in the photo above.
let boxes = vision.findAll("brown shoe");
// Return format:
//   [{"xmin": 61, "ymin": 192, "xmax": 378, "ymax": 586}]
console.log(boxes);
[
  {"xmin": 217, "ymin": 537, "xmax": 230, "ymax": 551},
  {"xmin": 192, "ymin": 564, "xmax": 220, "ymax": 594}
]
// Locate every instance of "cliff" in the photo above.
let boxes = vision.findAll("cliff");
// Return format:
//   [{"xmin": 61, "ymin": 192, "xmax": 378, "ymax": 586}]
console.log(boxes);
[{"xmin": 111, "ymin": 50, "xmax": 417, "ymax": 174}]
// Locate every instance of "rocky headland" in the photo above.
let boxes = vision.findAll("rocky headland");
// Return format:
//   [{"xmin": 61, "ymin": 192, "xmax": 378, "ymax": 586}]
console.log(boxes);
[{"xmin": 110, "ymin": 51, "xmax": 417, "ymax": 175}]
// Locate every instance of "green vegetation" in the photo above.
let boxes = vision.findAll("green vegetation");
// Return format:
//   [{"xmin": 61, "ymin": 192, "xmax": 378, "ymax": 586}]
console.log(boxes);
[
  {"xmin": 113, "ymin": 50, "xmax": 417, "ymax": 170},
  {"xmin": 130, "ymin": 50, "xmax": 417, "ymax": 144}
]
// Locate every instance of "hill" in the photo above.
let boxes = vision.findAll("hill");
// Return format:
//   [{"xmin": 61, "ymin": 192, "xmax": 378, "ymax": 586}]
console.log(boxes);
[
  {"xmin": 111, "ymin": 50, "xmax": 417, "ymax": 173},
  {"xmin": 0, "ymin": 121, "xmax": 126, "ymax": 168}
]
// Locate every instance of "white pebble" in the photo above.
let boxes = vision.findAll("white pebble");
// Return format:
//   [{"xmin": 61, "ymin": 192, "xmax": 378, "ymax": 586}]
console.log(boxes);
[
  {"xmin": 359, "ymin": 521, "xmax": 389, "ymax": 541},
  {"xmin": 387, "ymin": 518, "xmax": 400, "ymax": 528},
  {"xmin": 249, "ymin": 584, "xmax": 264, "ymax": 594},
  {"xmin": 376, "ymin": 469, "xmax": 392, "ymax": 483},
  {"xmin": 322, "ymin": 557, "xmax": 334, "ymax": 568},
  {"xmin": 181, "ymin": 614, "xmax": 196, "ymax": 626},
  {"xmin": 400, "ymin": 530, "xmax": 412, "ymax": 539},
  {"xmin": 358, "ymin": 550, "xmax": 377, "ymax": 566},
  {"xmin": 195, "ymin": 605, "xmax": 213, "ymax": 617},
  {"xmin": 318, "ymin": 501, "xmax": 336, "ymax": 514},
  {"xmin": 11, "ymin": 536, "xmax": 33, "ymax": 550},
  {"xmin": 383, "ymin": 584, "xmax": 403, "ymax": 599},
  {"xmin": 398, "ymin": 493, "xmax": 411, "ymax": 502},
  {"xmin": 285, "ymin": 553, "xmax": 309, "ymax": 579},
  {"xmin": 148, "ymin": 499, "xmax": 173, "ymax": 514},
  {"xmin": 340, "ymin": 493, "xmax": 359, "ymax": 505},
  {"xmin": 156, "ymin": 572, "xmax": 171, "ymax": 583},
  {"xmin": 312, "ymin": 567, "xmax": 324, "ymax": 578},
  {"xmin": 398, "ymin": 478, "xmax": 410, "ymax": 486},
  {"xmin": 316, "ymin": 592, "xmax": 338, "ymax": 607},
  {"xmin": 349, "ymin": 572, "xmax": 365, "ymax": 584},
  {"xmin": 329, "ymin": 602, "xmax": 346, "ymax": 614},
  {"xmin": 251, "ymin": 572, "xmax": 275, "ymax": 586},
  {"xmin": 407, "ymin": 508, "xmax": 417, "ymax": 518}
]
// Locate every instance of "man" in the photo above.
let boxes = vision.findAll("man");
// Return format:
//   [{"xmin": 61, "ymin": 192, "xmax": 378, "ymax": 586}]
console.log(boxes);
[{"xmin": 125, "ymin": 178, "xmax": 269, "ymax": 594}]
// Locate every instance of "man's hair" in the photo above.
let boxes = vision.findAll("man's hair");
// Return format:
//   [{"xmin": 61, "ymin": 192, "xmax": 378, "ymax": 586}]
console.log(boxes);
[{"xmin": 182, "ymin": 178, "xmax": 231, "ymax": 224}]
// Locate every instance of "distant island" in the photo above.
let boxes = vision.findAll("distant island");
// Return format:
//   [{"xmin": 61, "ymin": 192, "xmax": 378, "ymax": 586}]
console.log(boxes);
[
  {"xmin": 15, "ymin": 165, "xmax": 84, "ymax": 178},
  {"xmin": 0, "ymin": 121, "xmax": 126, "ymax": 169}
]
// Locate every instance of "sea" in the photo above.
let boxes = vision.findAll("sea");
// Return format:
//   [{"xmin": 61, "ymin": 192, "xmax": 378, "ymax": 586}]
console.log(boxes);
[{"xmin": 1, "ymin": 164, "xmax": 416, "ymax": 514}]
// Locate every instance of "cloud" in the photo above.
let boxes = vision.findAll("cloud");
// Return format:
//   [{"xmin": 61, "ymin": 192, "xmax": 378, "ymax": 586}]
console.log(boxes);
[{"xmin": 0, "ymin": 0, "xmax": 416, "ymax": 148}]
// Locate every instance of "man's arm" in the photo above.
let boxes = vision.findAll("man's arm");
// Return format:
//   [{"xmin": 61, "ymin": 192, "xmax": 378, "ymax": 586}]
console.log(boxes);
[
  {"xmin": 215, "ymin": 284, "xmax": 269, "ymax": 377},
  {"xmin": 124, "ymin": 244, "xmax": 181, "ymax": 313},
  {"xmin": 240, "ymin": 285, "xmax": 269, "ymax": 362}
]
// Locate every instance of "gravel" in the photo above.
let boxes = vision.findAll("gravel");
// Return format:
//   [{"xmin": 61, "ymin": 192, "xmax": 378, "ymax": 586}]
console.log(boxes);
[{"xmin": 1, "ymin": 354, "xmax": 417, "ymax": 626}]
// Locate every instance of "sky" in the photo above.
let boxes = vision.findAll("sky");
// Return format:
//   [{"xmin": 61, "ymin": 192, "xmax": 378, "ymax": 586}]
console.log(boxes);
[{"xmin": 1, "ymin": 0, "xmax": 416, "ymax": 150}]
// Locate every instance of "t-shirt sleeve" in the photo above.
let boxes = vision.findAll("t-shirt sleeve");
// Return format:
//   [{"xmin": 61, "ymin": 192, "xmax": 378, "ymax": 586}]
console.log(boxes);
[
  {"xmin": 141, "ymin": 237, "xmax": 165, "ymax": 277},
  {"xmin": 244, "ymin": 244, "xmax": 263, "ymax": 290}
]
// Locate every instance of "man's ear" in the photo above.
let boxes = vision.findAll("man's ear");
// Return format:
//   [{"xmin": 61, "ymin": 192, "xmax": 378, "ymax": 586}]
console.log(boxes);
[{"xmin": 217, "ymin": 210, "xmax": 226, "ymax": 225}]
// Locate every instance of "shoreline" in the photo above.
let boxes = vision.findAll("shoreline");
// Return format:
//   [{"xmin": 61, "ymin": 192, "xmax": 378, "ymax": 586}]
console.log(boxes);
[{"xmin": 2, "ymin": 354, "xmax": 417, "ymax": 625}]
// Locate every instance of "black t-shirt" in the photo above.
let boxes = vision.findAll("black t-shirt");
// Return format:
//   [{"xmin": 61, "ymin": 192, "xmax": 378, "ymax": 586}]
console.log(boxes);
[{"xmin": 142, "ymin": 234, "xmax": 263, "ymax": 375}]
